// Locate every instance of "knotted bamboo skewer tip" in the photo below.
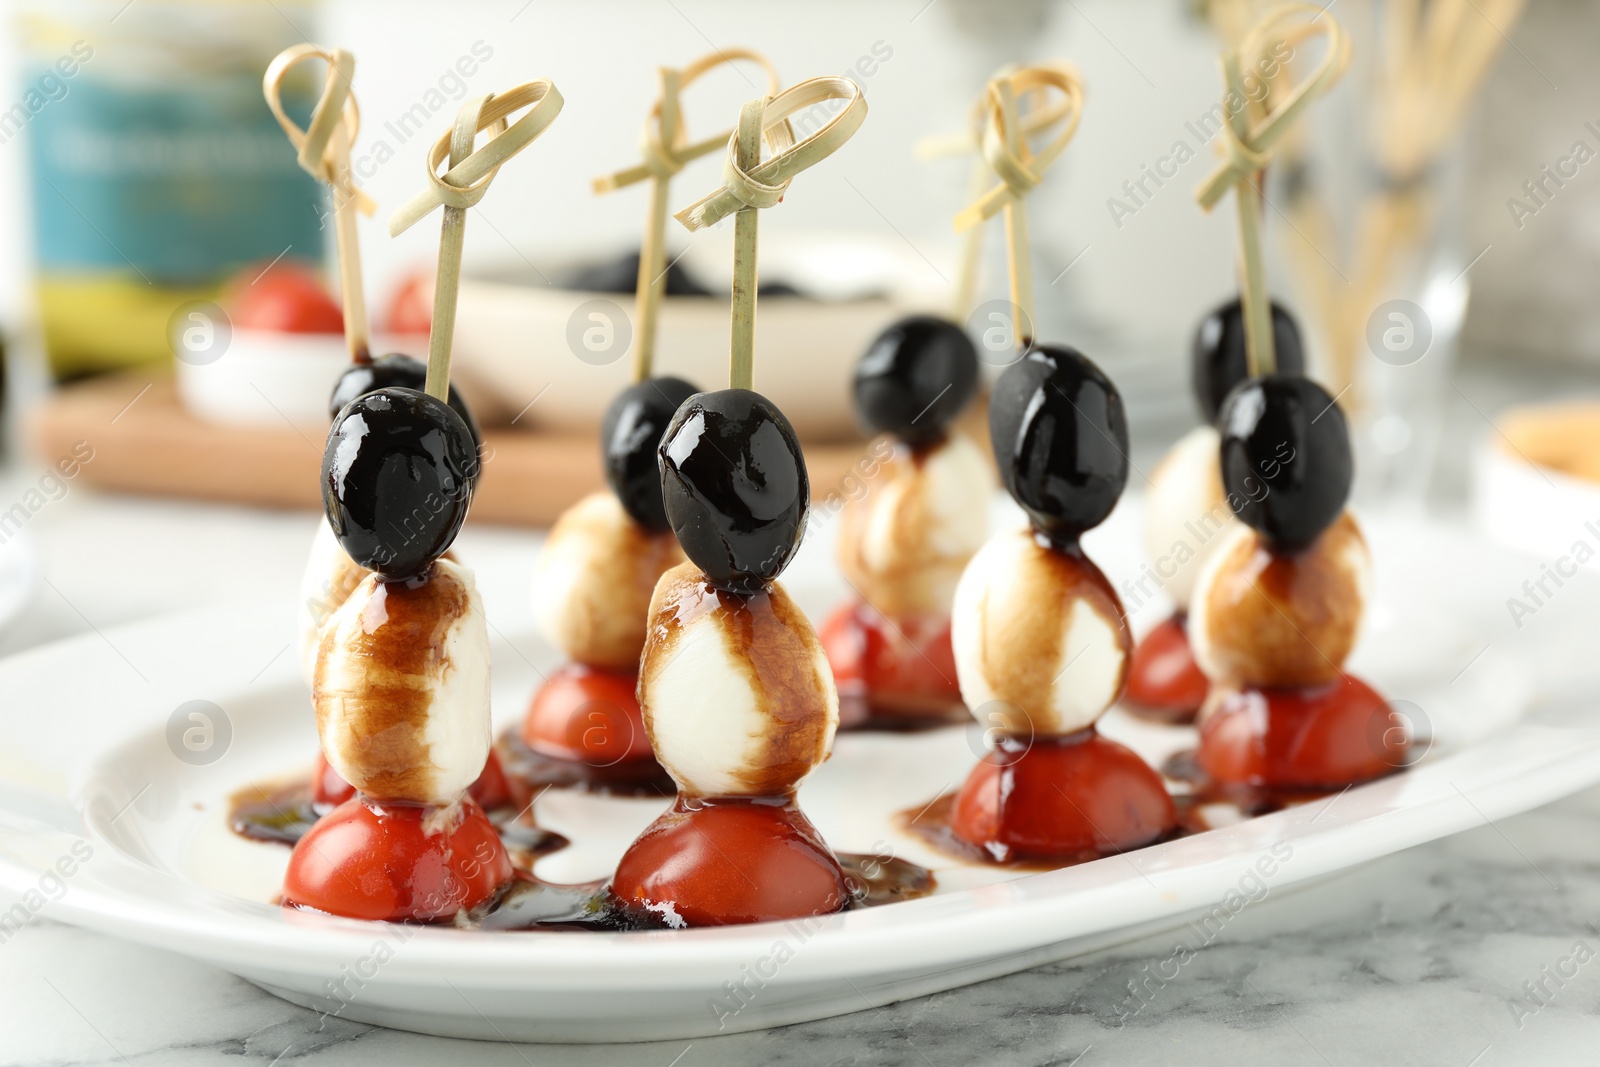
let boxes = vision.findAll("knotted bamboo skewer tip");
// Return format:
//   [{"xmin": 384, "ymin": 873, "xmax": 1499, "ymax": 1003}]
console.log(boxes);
[
  {"xmin": 672, "ymin": 75, "xmax": 867, "ymax": 392},
  {"xmin": 389, "ymin": 80, "xmax": 564, "ymax": 402},
  {"xmin": 265, "ymin": 43, "xmax": 376, "ymax": 365}
]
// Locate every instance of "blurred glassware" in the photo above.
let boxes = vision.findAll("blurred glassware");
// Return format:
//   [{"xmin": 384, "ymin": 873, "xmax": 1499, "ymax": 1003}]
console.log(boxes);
[
  {"xmin": 1260, "ymin": 0, "xmax": 1524, "ymax": 508},
  {"xmin": 16, "ymin": 0, "xmax": 326, "ymax": 380}
]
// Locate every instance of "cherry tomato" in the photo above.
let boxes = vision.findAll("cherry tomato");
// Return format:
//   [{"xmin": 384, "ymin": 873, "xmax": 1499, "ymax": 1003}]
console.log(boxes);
[
  {"xmin": 1198, "ymin": 673, "xmax": 1403, "ymax": 788},
  {"xmin": 521, "ymin": 663, "xmax": 654, "ymax": 765},
  {"xmin": 819, "ymin": 601, "xmax": 961, "ymax": 726},
  {"xmin": 387, "ymin": 269, "xmax": 433, "ymax": 335},
  {"xmin": 310, "ymin": 750, "xmax": 355, "ymax": 810},
  {"xmin": 1125, "ymin": 613, "xmax": 1209, "ymax": 723},
  {"xmin": 227, "ymin": 261, "xmax": 343, "ymax": 334},
  {"xmin": 310, "ymin": 750, "xmax": 513, "ymax": 812},
  {"xmin": 283, "ymin": 796, "xmax": 511, "ymax": 922},
  {"xmin": 612, "ymin": 798, "xmax": 848, "ymax": 927},
  {"xmin": 468, "ymin": 749, "xmax": 513, "ymax": 810},
  {"xmin": 952, "ymin": 730, "xmax": 1176, "ymax": 862}
]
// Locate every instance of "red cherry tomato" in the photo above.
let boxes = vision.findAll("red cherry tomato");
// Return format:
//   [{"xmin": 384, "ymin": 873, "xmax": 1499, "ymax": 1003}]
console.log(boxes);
[
  {"xmin": 469, "ymin": 749, "xmax": 513, "ymax": 810},
  {"xmin": 1198, "ymin": 674, "xmax": 1403, "ymax": 789},
  {"xmin": 283, "ymin": 796, "xmax": 511, "ymax": 922},
  {"xmin": 522, "ymin": 663, "xmax": 654, "ymax": 765},
  {"xmin": 952, "ymin": 730, "xmax": 1176, "ymax": 862},
  {"xmin": 1125, "ymin": 614, "xmax": 1209, "ymax": 722},
  {"xmin": 227, "ymin": 261, "xmax": 343, "ymax": 334},
  {"xmin": 612, "ymin": 798, "xmax": 848, "ymax": 927},
  {"xmin": 310, "ymin": 750, "xmax": 355, "ymax": 809},
  {"xmin": 386, "ymin": 269, "xmax": 433, "ymax": 335},
  {"xmin": 310, "ymin": 749, "xmax": 513, "ymax": 812},
  {"xmin": 819, "ymin": 601, "xmax": 961, "ymax": 725}
]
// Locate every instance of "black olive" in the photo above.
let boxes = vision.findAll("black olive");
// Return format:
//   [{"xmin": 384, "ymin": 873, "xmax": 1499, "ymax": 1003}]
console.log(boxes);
[
  {"xmin": 1217, "ymin": 373, "xmax": 1352, "ymax": 553},
  {"xmin": 988, "ymin": 344, "xmax": 1128, "ymax": 548},
  {"xmin": 658, "ymin": 389, "xmax": 808, "ymax": 593},
  {"xmin": 567, "ymin": 250, "xmax": 711, "ymax": 297},
  {"xmin": 601, "ymin": 375, "xmax": 701, "ymax": 532},
  {"xmin": 328, "ymin": 353, "xmax": 481, "ymax": 469},
  {"xmin": 853, "ymin": 315, "xmax": 979, "ymax": 448},
  {"xmin": 1191, "ymin": 297, "xmax": 1305, "ymax": 424},
  {"xmin": 322, "ymin": 387, "xmax": 479, "ymax": 579}
]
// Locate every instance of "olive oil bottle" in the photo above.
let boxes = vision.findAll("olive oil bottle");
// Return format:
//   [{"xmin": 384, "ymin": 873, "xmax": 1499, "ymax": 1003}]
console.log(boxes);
[{"xmin": 17, "ymin": 0, "xmax": 327, "ymax": 380}]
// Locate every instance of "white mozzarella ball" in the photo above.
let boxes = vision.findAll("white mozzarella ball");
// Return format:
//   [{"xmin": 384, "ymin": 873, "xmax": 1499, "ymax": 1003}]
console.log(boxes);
[
  {"xmin": 296, "ymin": 517, "xmax": 369, "ymax": 683},
  {"xmin": 530, "ymin": 492, "xmax": 683, "ymax": 670},
  {"xmin": 640, "ymin": 562, "xmax": 838, "ymax": 797},
  {"xmin": 951, "ymin": 527, "xmax": 1131, "ymax": 736},
  {"xmin": 837, "ymin": 432, "xmax": 993, "ymax": 618},
  {"xmin": 1143, "ymin": 425, "xmax": 1237, "ymax": 611},
  {"xmin": 314, "ymin": 558, "xmax": 491, "ymax": 804},
  {"xmin": 1189, "ymin": 511, "xmax": 1372, "ymax": 688}
]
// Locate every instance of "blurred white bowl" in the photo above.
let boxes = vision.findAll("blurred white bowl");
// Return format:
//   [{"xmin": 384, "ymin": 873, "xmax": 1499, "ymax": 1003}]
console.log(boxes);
[
  {"xmin": 1472, "ymin": 436, "xmax": 1600, "ymax": 570},
  {"xmin": 450, "ymin": 233, "xmax": 948, "ymax": 441},
  {"xmin": 176, "ymin": 330, "xmax": 421, "ymax": 430}
]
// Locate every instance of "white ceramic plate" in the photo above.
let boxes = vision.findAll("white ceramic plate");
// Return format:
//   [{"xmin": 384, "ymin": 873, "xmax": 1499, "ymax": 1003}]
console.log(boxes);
[{"xmin": 0, "ymin": 506, "xmax": 1597, "ymax": 1043}]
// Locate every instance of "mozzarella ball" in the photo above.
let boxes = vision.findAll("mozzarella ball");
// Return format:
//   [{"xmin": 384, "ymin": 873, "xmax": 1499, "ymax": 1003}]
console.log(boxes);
[
  {"xmin": 836, "ymin": 433, "xmax": 993, "ymax": 619},
  {"xmin": 296, "ymin": 517, "xmax": 369, "ymax": 682},
  {"xmin": 1143, "ymin": 425, "xmax": 1239, "ymax": 610},
  {"xmin": 951, "ymin": 527, "xmax": 1131, "ymax": 736},
  {"xmin": 1189, "ymin": 510, "xmax": 1371, "ymax": 688},
  {"xmin": 640, "ymin": 561, "xmax": 838, "ymax": 797},
  {"xmin": 314, "ymin": 558, "xmax": 491, "ymax": 804},
  {"xmin": 530, "ymin": 491, "xmax": 684, "ymax": 670}
]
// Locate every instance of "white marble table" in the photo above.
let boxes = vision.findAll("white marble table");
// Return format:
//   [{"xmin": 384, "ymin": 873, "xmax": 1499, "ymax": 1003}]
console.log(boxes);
[{"xmin": 3, "ymin": 405, "xmax": 1599, "ymax": 1065}]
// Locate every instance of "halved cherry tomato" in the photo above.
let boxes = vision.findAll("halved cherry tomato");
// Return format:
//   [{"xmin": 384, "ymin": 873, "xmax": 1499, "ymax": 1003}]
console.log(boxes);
[
  {"xmin": 1198, "ymin": 673, "xmax": 1403, "ymax": 788},
  {"xmin": 386, "ymin": 269, "xmax": 433, "ymax": 335},
  {"xmin": 953, "ymin": 730, "xmax": 1177, "ymax": 862},
  {"xmin": 1125, "ymin": 613, "xmax": 1209, "ymax": 723},
  {"xmin": 228, "ymin": 261, "xmax": 343, "ymax": 334},
  {"xmin": 819, "ymin": 601, "xmax": 962, "ymax": 726},
  {"xmin": 283, "ymin": 795, "xmax": 511, "ymax": 922},
  {"xmin": 309, "ymin": 749, "xmax": 513, "ymax": 812},
  {"xmin": 612, "ymin": 797, "xmax": 847, "ymax": 927},
  {"xmin": 521, "ymin": 663, "xmax": 654, "ymax": 765}
]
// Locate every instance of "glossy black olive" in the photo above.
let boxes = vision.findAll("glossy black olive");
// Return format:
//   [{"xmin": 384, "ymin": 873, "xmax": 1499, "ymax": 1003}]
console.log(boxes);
[
  {"xmin": 601, "ymin": 375, "xmax": 701, "ymax": 532},
  {"xmin": 328, "ymin": 353, "xmax": 481, "ymax": 468},
  {"xmin": 853, "ymin": 315, "xmax": 979, "ymax": 448},
  {"xmin": 988, "ymin": 344, "xmax": 1128, "ymax": 548},
  {"xmin": 567, "ymin": 250, "xmax": 711, "ymax": 297},
  {"xmin": 1192, "ymin": 297, "xmax": 1305, "ymax": 424},
  {"xmin": 1217, "ymin": 373, "xmax": 1352, "ymax": 553},
  {"xmin": 322, "ymin": 387, "xmax": 479, "ymax": 579},
  {"xmin": 658, "ymin": 388, "xmax": 808, "ymax": 593}
]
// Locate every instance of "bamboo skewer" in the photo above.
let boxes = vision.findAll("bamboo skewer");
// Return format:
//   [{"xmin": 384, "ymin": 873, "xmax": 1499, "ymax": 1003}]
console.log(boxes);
[
  {"xmin": 594, "ymin": 49, "xmax": 779, "ymax": 383},
  {"xmin": 952, "ymin": 64, "xmax": 1083, "ymax": 350},
  {"xmin": 675, "ymin": 76, "xmax": 868, "ymax": 391},
  {"xmin": 1194, "ymin": 2, "xmax": 1350, "ymax": 377},
  {"xmin": 1217, "ymin": 0, "xmax": 1526, "ymax": 405},
  {"xmin": 264, "ymin": 44, "xmax": 377, "ymax": 365},
  {"xmin": 390, "ymin": 81, "xmax": 564, "ymax": 402},
  {"xmin": 919, "ymin": 76, "xmax": 1075, "ymax": 323}
]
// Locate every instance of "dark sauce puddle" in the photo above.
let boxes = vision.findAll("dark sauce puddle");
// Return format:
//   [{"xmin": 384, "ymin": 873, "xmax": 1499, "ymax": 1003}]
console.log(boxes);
[
  {"xmin": 1160, "ymin": 747, "xmax": 1402, "ymax": 818},
  {"xmin": 228, "ymin": 776, "xmax": 568, "ymax": 862},
  {"xmin": 897, "ymin": 793, "xmax": 1202, "ymax": 870},
  {"xmin": 895, "ymin": 748, "xmax": 1387, "ymax": 870},
  {"xmin": 496, "ymin": 731, "xmax": 675, "ymax": 798},
  {"xmin": 232, "ymin": 769, "xmax": 935, "ymax": 931},
  {"xmin": 466, "ymin": 851, "xmax": 936, "ymax": 932}
]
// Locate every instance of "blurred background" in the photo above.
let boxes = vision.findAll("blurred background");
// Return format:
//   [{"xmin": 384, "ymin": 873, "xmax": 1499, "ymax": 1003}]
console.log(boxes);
[{"xmin": 0, "ymin": 0, "xmax": 1594, "ymax": 604}]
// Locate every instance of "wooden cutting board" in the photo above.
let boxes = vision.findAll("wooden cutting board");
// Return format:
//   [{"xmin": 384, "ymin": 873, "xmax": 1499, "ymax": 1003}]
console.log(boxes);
[{"xmin": 26, "ymin": 373, "xmax": 882, "ymax": 527}]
